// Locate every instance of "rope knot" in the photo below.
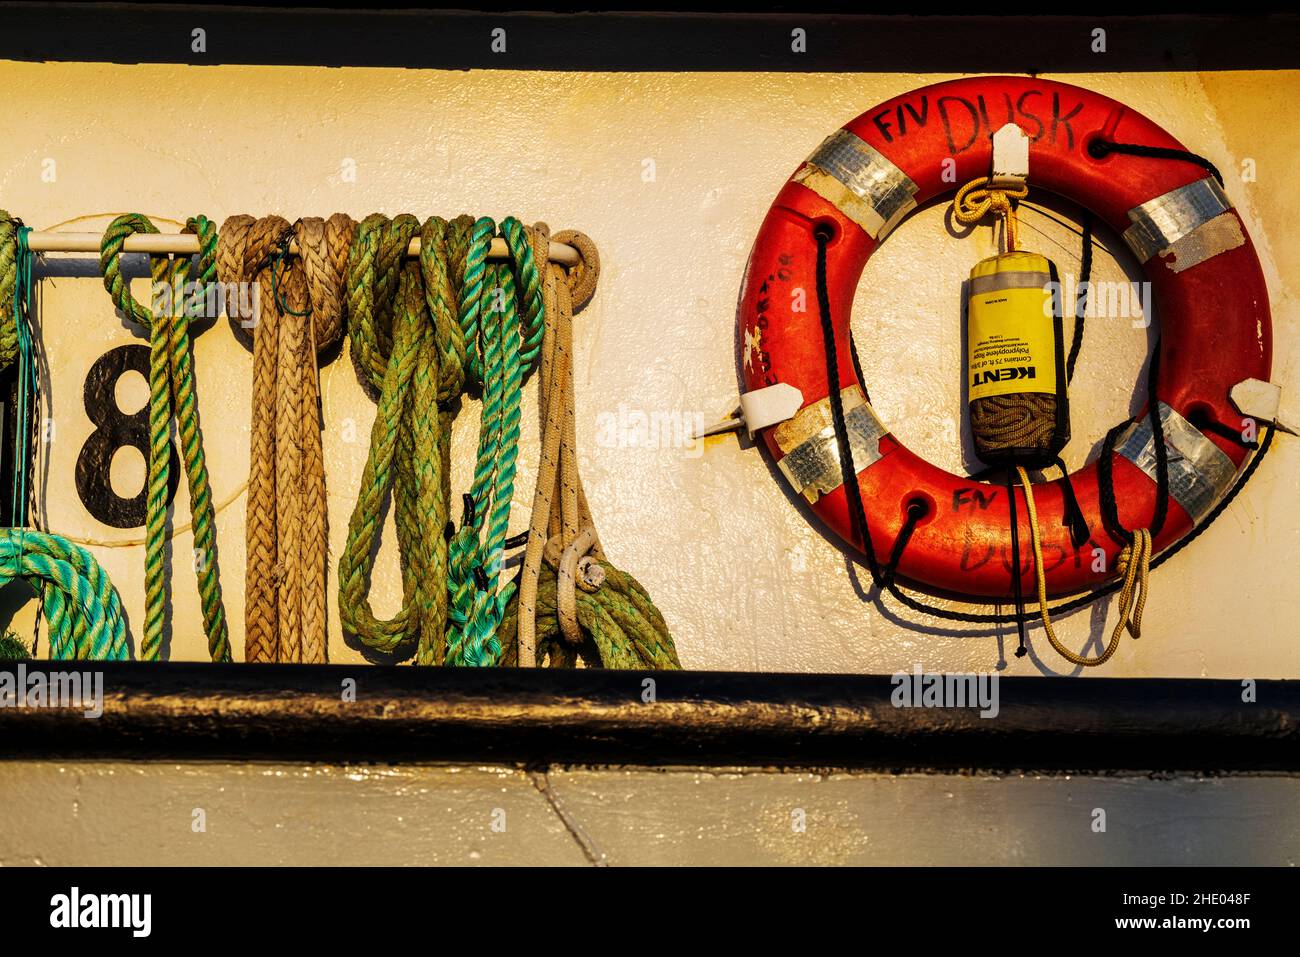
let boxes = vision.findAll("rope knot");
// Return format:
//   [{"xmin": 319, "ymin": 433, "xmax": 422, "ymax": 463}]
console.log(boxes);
[
  {"xmin": 952, "ymin": 178, "xmax": 1028, "ymax": 252},
  {"xmin": 548, "ymin": 526, "xmax": 602, "ymax": 646}
]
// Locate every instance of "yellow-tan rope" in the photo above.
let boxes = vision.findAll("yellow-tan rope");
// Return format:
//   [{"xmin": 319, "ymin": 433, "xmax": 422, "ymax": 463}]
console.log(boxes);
[
  {"xmin": 501, "ymin": 225, "xmax": 680, "ymax": 670},
  {"xmin": 1015, "ymin": 466, "xmax": 1150, "ymax": 667},
  {"xmin": 218, "ymin": 214, "xmax": 352, "ymax": 663},
  {"xmin": 515, "ymin": 224, "xmax": 602, "ymax": 665},
  {"xmin": 952, "ymin": 177, "xmax": 1028, "ymax": 253}
]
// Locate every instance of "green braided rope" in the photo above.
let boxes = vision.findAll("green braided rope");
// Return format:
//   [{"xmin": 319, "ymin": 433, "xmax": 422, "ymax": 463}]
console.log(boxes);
[
  {"xmin": 443, "ymin": 220, "xmax": 542, "ymax": 667},
  {"xmin": 413, "ymin": 216, "xmax": 461, "ymax": 665},
  {"xmin": 0, "ymin": 529, "xmax": 129, "ymax": 661},
  {"xmin": 5, "ymin": 217, "xmax": 36, "ymax": 529},
  {"xmin": 99, "ymin": 214, "xmax": 229, "ymax": 662},
  {"xmin": 456, "ymin": 259, "xmax": 526, "ymax": 665},
  {"xmin": 0, "ymin": 211, "xmax": 19, "ymax": 370},
  {"xmin": 497, "ymin": 559, "xmax": 681, "ymax": 670},
  {"xmin": 500, "ymin": 217, "xmax": 545, "ymax": 369},
  {"xmin": 171, "ymin": 216, "xmax": 228, "ymax": 661},
  {"xmin": 456, "ymin": 217, "xmax": 495, "ymax": 385},
  {"xmin": 340, "ymin": 213, "xmax": 675, "ymax": 670},
  {"xmin": 446, "ymin": 256, "xmax": 509, "ymax": 665},
  {"xmin": 339, "ymin": 214, "xmax": 450, "ymax": 657}
]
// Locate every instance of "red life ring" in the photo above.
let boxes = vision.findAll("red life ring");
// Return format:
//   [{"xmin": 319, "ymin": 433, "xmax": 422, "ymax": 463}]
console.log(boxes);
[{"xmin": 738, "ymin": 76, "xmax": 1271, "ymax": 598}]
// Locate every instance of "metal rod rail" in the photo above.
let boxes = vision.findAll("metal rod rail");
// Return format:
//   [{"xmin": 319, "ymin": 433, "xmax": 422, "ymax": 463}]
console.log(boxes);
[{"xmin": 25, "ymin": 231, "xmax": 581, "ymax": 266}]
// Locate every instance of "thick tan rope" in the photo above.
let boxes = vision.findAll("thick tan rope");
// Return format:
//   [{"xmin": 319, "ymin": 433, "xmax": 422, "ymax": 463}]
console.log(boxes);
[
  {"xmin": 1015, "ymin": 466, "xmax": 1150, "ymax": 667},
  {"xmin": 515, "ymin": 225, "xmax": 601, "ymax": 666},
  {"xmin": 218, "ymin": 214, "xmax": 352, "ymax": 663}
]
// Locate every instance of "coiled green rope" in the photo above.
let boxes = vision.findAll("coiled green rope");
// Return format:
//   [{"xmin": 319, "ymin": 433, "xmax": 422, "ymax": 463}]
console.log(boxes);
[
  {"xmin": 498, "ymin": 558, "xmax": 681, "ymax": 669},
  {"xmin": 0, "ymin": 529, "xmax": 129, "ymax": 661},
  {"xmin": 100, "ymin": 214, "xmax": 230, "ymax": 661}
]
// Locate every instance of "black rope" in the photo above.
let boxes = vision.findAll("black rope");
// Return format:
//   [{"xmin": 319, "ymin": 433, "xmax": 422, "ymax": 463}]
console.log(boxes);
[
  {"xmin": 1065, "ymin": 212, "xmax": 1091, "ymax": 384},
  {"xmin": 814, "ymin": 225, "xmax": 885, "ymax": 589},
  {"xmin": 1005, "ymin": 470, "xmax": 1028, "ymax": 657},
  {"xmin": 1197, "ymin": 417, "xmax": 1260, "ymax": 450},
  {"xmin": 881, "ymin": 501, "xmax": 927, "ymax": 590},
  {"xmin": 1098, "ymin": 339, "xmax": 1171, "ymax": 546},
  {"xmin": 878, "ymin": 422, "xmax": 1273, "ymax": 625},
  {"xmin": 1052, "ymin": 456, "xmax": 1092, "ymax": 549},
  {"xmin": 1089, "ymin": 139, "xmax": 1224, "ymax": 187}
]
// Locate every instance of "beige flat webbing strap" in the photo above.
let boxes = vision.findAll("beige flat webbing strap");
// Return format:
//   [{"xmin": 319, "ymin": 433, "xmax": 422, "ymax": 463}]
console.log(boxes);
[
  {"xmin": 516, "ymin": 224, "xmax": 601, "ymax": 667},
  {"xmin": 218, "ymin": 214, "xmax": 351, "ymax": 663}
]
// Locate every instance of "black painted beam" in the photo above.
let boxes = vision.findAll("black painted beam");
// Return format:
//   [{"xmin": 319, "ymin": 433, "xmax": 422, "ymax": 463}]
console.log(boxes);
[
  {"xmin": 1, "ymin": 661, "xmax": 1296, "ymax": 771},
  {"xmin": 1, "ymin": 8, "xmax": 1298, "ymax": 72}
]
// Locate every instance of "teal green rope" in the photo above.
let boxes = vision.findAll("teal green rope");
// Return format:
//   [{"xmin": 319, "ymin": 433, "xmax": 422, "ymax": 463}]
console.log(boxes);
[
  {"xmin": 11, "ymin": 225, "xmax": 35, "ymax": 530},
  {"xmin": 0, "ymin": 529, "xmax": 129, "ymax": 661},
  {"xmin": 443, "ymin": 219, "xmax": 541, "ymax": 667}
]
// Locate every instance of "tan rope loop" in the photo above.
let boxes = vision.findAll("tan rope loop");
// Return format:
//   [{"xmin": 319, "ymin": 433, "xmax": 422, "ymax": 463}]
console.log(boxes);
[
  {"xmin": 553, "ymin": 526, "xmax": 600, "ymax": 646},
  {"xmin": 217, "ymin": 213, "xmax": 352, "ymax": 663},
  {"xmin": 513, "ymin": 222, "xmax": 605, "ymax": 665},
  {"xmin": 1016, "ymin": 466, "xmax": 1150, "ymax": 668},
  {"xmin": 293, "ymin": 214, "xmax": 355, "ymax": 351},
  {"xmin": 551, "ymin": 228, "xmax": 600, "ymax": 312}
]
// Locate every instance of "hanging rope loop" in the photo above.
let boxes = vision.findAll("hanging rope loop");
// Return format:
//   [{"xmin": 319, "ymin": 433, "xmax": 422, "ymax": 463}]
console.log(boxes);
[
  {"xmin": 0, "ymin": 210, "xmax": 22, "ymax": 369},
  {"xmin": 99, "ymin": 214, "xmax": 230, "ymax": 662},
  {"xmin": 494, "ymin": 222, "xmax": 680, "ymax": 670},
  {"xmin": 1016, "ymin": 466, "xmax": 1151, "ymax": 668},
  {"xmin": 952, "ymin": 177, "xmax": 1028, "ymax": 252},
  {"xmin": 338, "ymin": 213, "xmax": 446, "ymax": 659},
  {"xmin": 218, "ymin": 214, "xmax": 351, "ymax": 663},
  {"xmin": 444, "ymin": 216, "xmax": 541, "ymax": 666},
  {"xmin": 551, "ymin": 228, "xmax": 601, "ymax": 311}
]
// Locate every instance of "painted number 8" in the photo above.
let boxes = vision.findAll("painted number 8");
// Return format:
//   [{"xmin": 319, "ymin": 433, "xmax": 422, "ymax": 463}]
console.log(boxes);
[{"xmin": 75, "ymin": 344, "xmax": 179, "ymax": 529}]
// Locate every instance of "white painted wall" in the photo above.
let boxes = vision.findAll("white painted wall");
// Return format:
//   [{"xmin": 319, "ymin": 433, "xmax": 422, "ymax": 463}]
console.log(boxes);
[
  {"xmin": 1, "ymin": 64, "xmax": 1296, "ymax": 677},
  {"xmin": 3, "ymin": 761, "xmax": 1298, "ymax": 866}
]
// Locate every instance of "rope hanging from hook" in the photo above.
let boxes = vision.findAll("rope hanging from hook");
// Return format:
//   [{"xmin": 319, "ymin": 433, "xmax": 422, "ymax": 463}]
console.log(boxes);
[
  {"xmin": 99, "ymin": 214, "xmax": 230, "ymax": 662},
  {"xmin": 218, "ymin": 213, "xmax": 353, "ymax": 663},
  {"xmin": 498, "ymin": 224, "xmax": 680, "ymax": 670}
]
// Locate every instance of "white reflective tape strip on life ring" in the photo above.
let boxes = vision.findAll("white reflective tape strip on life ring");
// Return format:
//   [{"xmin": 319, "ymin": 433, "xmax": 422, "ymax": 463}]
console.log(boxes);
[
  {"xmin": 773, "ymin": 385, "xmax": 890, "ymax": 504},
  {"xmin": 791, "ymin": 129, "xmax": 919, "ymax": 241},
  {"xmin": 1114, "ymin": 401, "xmax": 1238, "ymax": 525},
  {"xmin": 1122, "ymin": 177, "xmax": 1245, "ymax": 272}
]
